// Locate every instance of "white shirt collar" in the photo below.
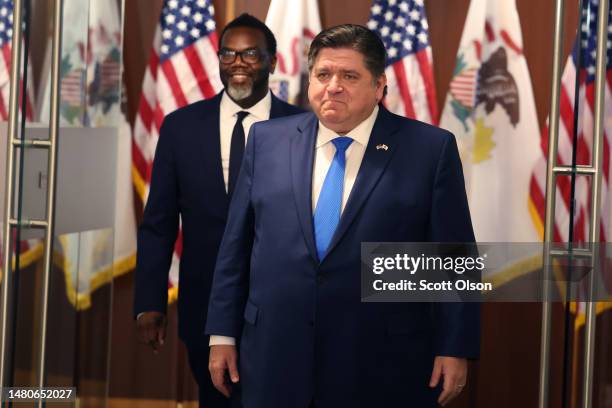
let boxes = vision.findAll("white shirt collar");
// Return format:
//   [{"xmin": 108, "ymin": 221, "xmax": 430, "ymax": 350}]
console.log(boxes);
[
  {"xmin": 316, "ymin": 105, "xmax": 379, "ymax": 148},
  {"xmin": 220, "ymin": 90, "xmax": 272, "ymax": 120}
]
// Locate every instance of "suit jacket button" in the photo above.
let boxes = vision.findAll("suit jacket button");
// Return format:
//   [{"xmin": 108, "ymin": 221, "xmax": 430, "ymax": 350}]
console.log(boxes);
[{"xmin": 317, "ymin": 275, "xmax": 324, "ymax": 285}]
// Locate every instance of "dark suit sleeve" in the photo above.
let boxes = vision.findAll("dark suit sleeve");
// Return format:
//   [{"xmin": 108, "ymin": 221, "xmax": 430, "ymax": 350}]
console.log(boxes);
[
  {"xmin": 133, "ymin": 117, "xmax": 179, "ymax": 317},
  {"xmin": 204, "ymin": 124, "xmax": 256, "ymax": 338},
  {"xmin": 428, "ymin": 133, "xmax": 480, "ymax": 359}
]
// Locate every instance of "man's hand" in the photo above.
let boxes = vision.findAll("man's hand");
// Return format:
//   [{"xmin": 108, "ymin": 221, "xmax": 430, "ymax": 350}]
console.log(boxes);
[
  {"xmin": 209, "ymin": 345, "xmax": 239, "ymax": 398},
  {"xmin": 136, "ymin": 311, "xmax": 167, "ymax": 353},
  {"xmin": 429, "ymin": 356, "xmax": 467, "ymax": 406}
]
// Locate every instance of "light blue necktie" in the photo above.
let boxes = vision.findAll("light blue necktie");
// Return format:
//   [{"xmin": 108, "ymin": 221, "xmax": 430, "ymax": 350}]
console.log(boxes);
[{"xmin": 313, "ymin": 136, "xmax": 353, "ymax": 261}]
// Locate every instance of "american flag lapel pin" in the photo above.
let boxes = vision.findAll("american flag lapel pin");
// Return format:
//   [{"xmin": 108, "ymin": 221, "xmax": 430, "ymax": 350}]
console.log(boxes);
[{"xmin": 376, "ymin": 144, "xmax": 388, "ymax": 151}]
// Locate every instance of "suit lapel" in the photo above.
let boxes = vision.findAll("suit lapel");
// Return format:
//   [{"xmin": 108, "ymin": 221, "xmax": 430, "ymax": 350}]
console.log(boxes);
[
  {"xmin": 198, "ymin": 92, "xmax": 227, "ymax": 207},
  {"xmin": 291, "ymin": 113, "xmax": 319, "ymax": 263},
  {"xmin": 324, "ymin": 107, "xmax": 401, "ymax": 258}
]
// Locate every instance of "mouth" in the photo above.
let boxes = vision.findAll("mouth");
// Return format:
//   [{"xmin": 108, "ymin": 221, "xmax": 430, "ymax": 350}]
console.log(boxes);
[
  {"xmin": 323, "ymin": 100, "xmax": 345, "ymax": 106},
  {"xmin": 229, "ymin": 71, "xmax": 252, "ymax": 80}
]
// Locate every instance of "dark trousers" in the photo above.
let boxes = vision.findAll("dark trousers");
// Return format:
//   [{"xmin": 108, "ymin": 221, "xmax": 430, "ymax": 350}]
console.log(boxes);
[{"xmin": 186, "ymin": 343, "xmax": 233, "ymax": 408}]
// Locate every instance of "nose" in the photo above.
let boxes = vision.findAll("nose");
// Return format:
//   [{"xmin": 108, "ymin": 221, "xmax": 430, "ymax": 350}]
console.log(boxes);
[
  {"xmin": 231, "ymin": 54, "xmax": 248, "ymax": 67},
  {"xmin": 326, "ymin": 74, "xmax": 343, "ymax": 93}
]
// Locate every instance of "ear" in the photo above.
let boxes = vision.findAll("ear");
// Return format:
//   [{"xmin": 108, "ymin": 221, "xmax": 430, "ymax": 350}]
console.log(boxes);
[
  {"xmin": 375, "ymin": 73, "xmax": 387, "ymax": 102},
  {"xmin": 269, "ymin": 53, "xmax": 277, "ymax": 74}
]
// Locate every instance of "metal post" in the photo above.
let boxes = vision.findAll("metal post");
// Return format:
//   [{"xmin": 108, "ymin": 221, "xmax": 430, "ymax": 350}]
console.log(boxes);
[
  {"xmin": 581, "ymin": 0, "xmax": 608, "ymax": 406},
  {"xmin": 0, "ymin": 0, "xmax": 24, "ymax": 389},
  {"xmin": 36, "ymin": 0, "xmax": 63, "ymax": 403},
  {"xmin": 539, "ymin": 0, "xmax": 566, "ymax": 406}
]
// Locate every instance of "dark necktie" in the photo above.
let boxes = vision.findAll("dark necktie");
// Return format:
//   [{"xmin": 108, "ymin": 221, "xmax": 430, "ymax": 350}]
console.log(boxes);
[{"xmin": 228, "ymin": 111, "xmax": 249, "ymax": 198}]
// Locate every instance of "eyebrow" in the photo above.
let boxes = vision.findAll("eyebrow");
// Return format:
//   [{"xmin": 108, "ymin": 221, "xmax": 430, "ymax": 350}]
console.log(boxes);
[
  {"xmin": 314, "ymin": 67, "xmax": 360, "ymax": 75},
  {"xmin": 220, "ymin": 46, "xmax": 259, "ymax": 52}
]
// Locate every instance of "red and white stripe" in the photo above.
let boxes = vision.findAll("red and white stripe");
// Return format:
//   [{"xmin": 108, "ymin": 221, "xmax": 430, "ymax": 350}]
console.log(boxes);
[
  {"xmin": 529, "ymin": 57, "xmax": 612, "ymax": 244},
  {"xmin": 449, "ymin": 67, "xmax": 478, "ymax": 108},
  {"xmin": 384, "ymin": 47, "xmax": 438, "ymax": 125},
  {"xmin": 100, "ymin": 57, "xmax": 121, "ymax": 92},
  {"xmin": 61, "ymin": 69, "xmax": 84, "ymax": 107},
  {"xmin": 0, "ymin": 43, "xmax": 34, "ymax": 121}
]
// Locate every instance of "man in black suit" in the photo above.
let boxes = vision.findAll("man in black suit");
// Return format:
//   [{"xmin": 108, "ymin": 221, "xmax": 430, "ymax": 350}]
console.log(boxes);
[{"xmin": 134, "ymin": 14, "xmax": 302, "ymax": 407}]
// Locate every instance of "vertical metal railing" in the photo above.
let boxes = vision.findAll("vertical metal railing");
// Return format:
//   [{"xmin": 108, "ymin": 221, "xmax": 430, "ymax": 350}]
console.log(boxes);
[
  {"xmin": 538, "ymin": 0, "xmax": 565, "ymax": 406},
  {"xmin": 540, "ymin": 0, "xmax": 609, "ymax": 407},
  {"xmin": 36, "ymin": 1, "xmax": 63, "ymax": 405},
  {"xmin": 581, "ymin": 0, "xmax": 609, "ymax": 405},
  {"xmin": 0, "ymin": 0, "xmax": 25, "ymax": 389},
  {"xmin": 0, "ymin": 0, "xmax": 64, "ymax": 403}
]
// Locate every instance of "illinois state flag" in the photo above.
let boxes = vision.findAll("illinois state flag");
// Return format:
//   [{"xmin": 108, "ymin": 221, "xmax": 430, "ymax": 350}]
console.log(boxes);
[
  {"xmin": 265, "ymin": 0, "xmax": 321, "ymax": 106},
  {"xmin": 439, "ymin": 0, "xmax": 540, "ymax": 242}
]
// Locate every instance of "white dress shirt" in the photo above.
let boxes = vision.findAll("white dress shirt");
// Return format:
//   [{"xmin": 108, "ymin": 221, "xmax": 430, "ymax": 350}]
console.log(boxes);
[
  {"xmin": 210, "ymin": 105, "xmax": 380, "ymax": 346},
  {"xmin": 219, "ymin": 90, "xmax": 272, "ymax": 191},
  {"xmin": 311, "ymin": 105, "xmax": 378, "ymax": 213}
]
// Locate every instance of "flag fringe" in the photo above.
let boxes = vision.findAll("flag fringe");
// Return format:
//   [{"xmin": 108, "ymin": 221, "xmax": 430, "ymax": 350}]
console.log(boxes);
[
  {"xmin": 132, "ymin": 164, "xmax": 148, "ymax": 204},
  {"xmin": 528, "ymin": 197, "xmax": 545, "ymax": 240}
]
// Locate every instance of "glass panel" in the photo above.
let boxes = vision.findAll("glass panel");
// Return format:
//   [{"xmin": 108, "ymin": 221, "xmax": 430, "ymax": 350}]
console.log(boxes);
[
  {"xmin": 46, "ymin": 0, "xmax": 124, "ymax": 405},
  {"xmin": 1, "ymin": 0, "xmax": 124, "ymax": 406}
]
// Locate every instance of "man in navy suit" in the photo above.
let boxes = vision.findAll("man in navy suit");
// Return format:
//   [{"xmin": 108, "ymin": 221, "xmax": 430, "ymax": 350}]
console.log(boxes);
[
  {"xmin": 206, "ymin": 24, "xmax": 480, "ymax": 408},
  {"xmin": 134, "ymin": 14, "xmax": 303, "ymax": 408}
]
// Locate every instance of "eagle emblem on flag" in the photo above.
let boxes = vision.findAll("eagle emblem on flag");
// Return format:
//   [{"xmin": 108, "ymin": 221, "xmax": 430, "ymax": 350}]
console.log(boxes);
[{"xmin": 476, "ymin": 47, "xmax": 520, "ymax": 126}]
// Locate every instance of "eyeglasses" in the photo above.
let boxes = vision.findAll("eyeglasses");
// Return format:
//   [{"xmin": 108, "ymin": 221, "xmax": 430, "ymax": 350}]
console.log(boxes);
[{"xmin": 218, "ymin": 48, "xmax": 264, "ymax": 64}]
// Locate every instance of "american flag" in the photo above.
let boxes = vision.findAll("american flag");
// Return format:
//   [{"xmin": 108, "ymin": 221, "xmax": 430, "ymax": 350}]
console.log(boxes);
[
  {"xmin": 529, "ymin": 0, "xmax": 612, "ymax": 245},
  {"xmin": 366, "ymin": 0, "xmax": 438, "ymax": 124},
  {"xmin": 0, "ymin": 0, "xmax": 33, "ymax": 121},
  {"xmin": 132, "ymin": 0, "xmax": 222, "ymax": 300}
]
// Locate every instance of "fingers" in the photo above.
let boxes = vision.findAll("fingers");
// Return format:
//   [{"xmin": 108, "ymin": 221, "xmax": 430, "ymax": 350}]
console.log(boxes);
[
  {"xmin": 210, "ymin": 366, "xmax": 231, "ymax": 398},
  {"xmin": 437, "ymin": 374, "xmax": 460, "ymax": 406},
  {"xmin": 429, "ymin": 358, "xmax": 442, "ymax": 388},
  {"xmin": 136, "ymin": 312, "xmax": 167, "ymax": 353},
  {"xmin": 145, "ymin": 331, "xmax": 162, "ymax": 354},
  {"xmin": 136, "ymin": 320, "xmax": 157, "ymax": 345},
  {"xmin": 209, "ymin": 346, "xmax": 239, "ymax": 398},
  {"xmin": 432, "ymin": 356, "xmax": 468, "ymax": 406},
  {"xmin": 157, "ymin": 321, "xmax": 167, "ymax": 347},
  {"xmin": 227, "ymin": 356, "xmax": 240, "ymax": 383}
]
